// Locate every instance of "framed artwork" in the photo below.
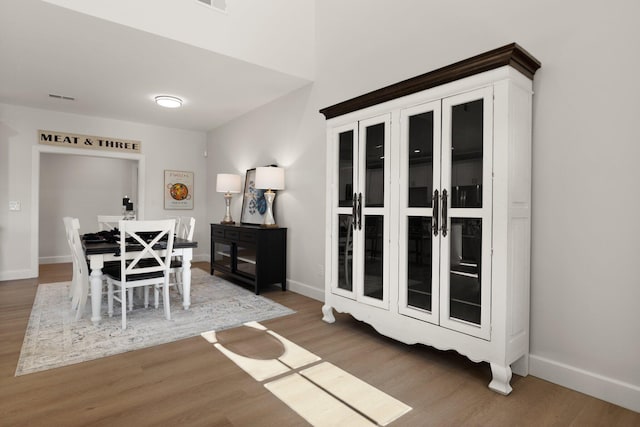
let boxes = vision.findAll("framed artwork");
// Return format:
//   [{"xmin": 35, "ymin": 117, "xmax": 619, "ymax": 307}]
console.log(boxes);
[
  {"xmin": 164, "ymin": 170, "xmax": 194, "ymax": 210},
  {"xmin": 241, "ymin": 168, "xmax": 273, "ymax": 225}
]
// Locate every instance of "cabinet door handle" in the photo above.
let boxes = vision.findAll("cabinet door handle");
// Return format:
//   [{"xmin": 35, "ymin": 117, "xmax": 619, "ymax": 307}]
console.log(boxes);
[
  {"xmin": 352, "ymin": 193, "xmax": 357, "ymax": 229},
  {"xmin": 432, "ymin": 189, "xmax": 439, "ymax": 236},
  {"xmin": 357, "ymin": 192, "xmax": 363, "ymax": 230},
  {"xmin": 441, "ymin": 189, "xmax": 448, "ymax": 237}
]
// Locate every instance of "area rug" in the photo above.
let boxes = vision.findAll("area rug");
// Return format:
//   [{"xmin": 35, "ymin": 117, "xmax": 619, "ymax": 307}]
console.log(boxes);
[{"xmin": 15, "ymin": 268, "xmax": 294, "ymax": 376}]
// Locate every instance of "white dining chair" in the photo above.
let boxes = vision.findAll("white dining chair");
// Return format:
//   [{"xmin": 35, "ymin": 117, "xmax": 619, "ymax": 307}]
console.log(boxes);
[
  {"xmin": 104, "ymin": 219, "xmax": 176, "ymax": 329},
  {"xmin": 176, "ymin": 216, "xmax": 196, "ymax": 241},
  {"xmin": 62, "ymin": 216, "xmax": 77, "ymax": 300},
  {"xmin": 169, "ymin": 216, "xmax": 196, "ymax": 295},
  {"xmin": 64, "ymin": 217, "xmax": 93, "ymax": 320}
]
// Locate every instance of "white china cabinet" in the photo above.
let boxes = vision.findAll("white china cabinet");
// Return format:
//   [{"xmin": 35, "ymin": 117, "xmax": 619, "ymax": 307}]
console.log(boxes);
[{"xmin": 320, "ymin": 43, "xmax": 541, "ymax": 394}]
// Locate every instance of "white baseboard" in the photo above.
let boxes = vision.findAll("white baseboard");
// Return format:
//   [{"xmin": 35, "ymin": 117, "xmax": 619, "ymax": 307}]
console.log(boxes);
[
  {"xmin": 287, "ymin": 278, "xmax": 324, "ymax": 302},
  {"xmin": 529, "ymin": 354, "xmax": 640, "ymax": 413},
  {"xmin": 0, "ymin": 268, "xmax": 37, "ymax": 281},
  {"xmin": 39, "ymin": 256, "xmax": 71, "ymax": 264},
  {"xmin": 193, "ymin": 253, "xmax": 209, "ymax": 263}
]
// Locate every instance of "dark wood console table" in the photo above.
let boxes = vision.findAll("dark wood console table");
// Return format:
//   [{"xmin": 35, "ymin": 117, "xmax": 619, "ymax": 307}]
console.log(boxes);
[{"xmin": 210, "ymin": 223, "xmax": 287, "ymax": 294}]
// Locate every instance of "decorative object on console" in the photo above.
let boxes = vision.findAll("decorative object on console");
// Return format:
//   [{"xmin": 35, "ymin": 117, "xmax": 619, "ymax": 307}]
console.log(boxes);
[
  {"xmin": 216, "ymin": 173, "xmax": 242, "ymax": 224},
  {"xmin": 255, "ymin": 166, "xmax": 285, "ymax": 228},
  {"xmin": 240, "ymin": 168, "xmax": 266, "ymax": 225}
]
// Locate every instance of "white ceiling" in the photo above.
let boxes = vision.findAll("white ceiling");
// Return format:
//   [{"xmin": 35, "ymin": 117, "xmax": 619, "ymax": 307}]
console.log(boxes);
[{"xmin": 0, "ymin": 0, "xmax": 312, "ymax": 132}]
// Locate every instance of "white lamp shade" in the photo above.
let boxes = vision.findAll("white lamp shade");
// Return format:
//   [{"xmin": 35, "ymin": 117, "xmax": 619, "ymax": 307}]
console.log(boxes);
[
  {"xmin": 216, "ymin": 173, "xmax": 242, "ymax": 193},
  {"xmin": 255, "ymin": 167, "xmax": 285, "ymax": 190}
]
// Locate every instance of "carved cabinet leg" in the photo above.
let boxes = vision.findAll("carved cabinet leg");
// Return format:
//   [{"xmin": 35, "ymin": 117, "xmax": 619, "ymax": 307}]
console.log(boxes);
[
  {"xmin": 488, "ymin": 363, "xmax": 513, "ymax": 395},
  {"xmin": 322, "ymin": 304, "xmax": 335, "ymax": 323}
]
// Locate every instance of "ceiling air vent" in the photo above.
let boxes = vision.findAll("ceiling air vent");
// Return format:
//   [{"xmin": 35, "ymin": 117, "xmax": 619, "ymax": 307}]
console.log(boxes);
[
  {"xmin": 196, "ymin": 0, "xmax": 227, "ymax": 13},
  {"xmin": 49, "ymin": 94, "xmax": 75, "ymax": 101}
]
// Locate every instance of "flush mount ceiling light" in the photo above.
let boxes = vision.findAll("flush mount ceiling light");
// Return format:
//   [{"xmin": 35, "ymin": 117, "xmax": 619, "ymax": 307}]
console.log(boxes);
[{"xmin": 154, "ymin": 95, "xmax": 183, "ymax": 108}]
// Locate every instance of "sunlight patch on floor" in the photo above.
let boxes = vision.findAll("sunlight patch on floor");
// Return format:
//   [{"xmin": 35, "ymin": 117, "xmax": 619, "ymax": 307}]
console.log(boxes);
[
  {"xmin": 265, "ymin": 373, "xmax": 375, "ymax": 427},
  {"xmin": 301, "ymin": 362, "xmax": 412, "ymax": 425},
  {"xmin": 201, "ymin": 321, "xmax": 412, "ymax": 426}
]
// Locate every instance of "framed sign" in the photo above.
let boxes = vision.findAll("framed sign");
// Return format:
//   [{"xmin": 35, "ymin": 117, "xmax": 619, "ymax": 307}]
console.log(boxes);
[
  {"xmin": 164, "ymin": 170, "xmax": 194, "ymax": 210},
  {"xmin": 241, "ymin": 168, "xmax": 272, "ymax": 225},
  {"xmin": 38, "ymin": 130, "xmax": 141, "ymax": 153}
]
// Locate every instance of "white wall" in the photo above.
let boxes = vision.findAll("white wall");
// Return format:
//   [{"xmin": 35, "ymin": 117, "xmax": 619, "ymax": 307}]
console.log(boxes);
[
  {"xmin": 39, "ymin": 154, "xmax": 137, "ymax": 263},
  {"xmin": 42, "ymin": 0, "xmax": 315, "ymax": 80},
  {"xmin": 0, "ymin": 103, "xmax": 209, "ymax": 279},
  {"xmin": 205, "ymin": 0, "xmax": 640, "ymax": 412},
  {"xmin": 207, "ymin": 84, "xmax": 324, "ymax": 300}
]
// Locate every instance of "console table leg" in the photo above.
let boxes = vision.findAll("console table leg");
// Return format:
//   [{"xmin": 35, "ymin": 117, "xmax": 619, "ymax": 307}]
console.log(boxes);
[
  {"xmin": 489, "ymin": 363, "xmax": 513, "ymax": 395},
  {"xmin": 322, "ymin": 304, "xmax": 335, "ymax": 323}
]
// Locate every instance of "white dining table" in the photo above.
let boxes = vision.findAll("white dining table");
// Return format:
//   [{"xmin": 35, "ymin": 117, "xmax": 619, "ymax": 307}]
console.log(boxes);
[{"xmin": 84, "ymin": 237, "xmax": 196, "ymax": 325}]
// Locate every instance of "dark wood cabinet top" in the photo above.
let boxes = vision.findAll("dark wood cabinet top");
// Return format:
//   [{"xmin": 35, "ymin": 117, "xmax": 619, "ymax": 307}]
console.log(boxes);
[{"xmin": 319, "ymin": 43, "xmax": 541, "ymax": 120}]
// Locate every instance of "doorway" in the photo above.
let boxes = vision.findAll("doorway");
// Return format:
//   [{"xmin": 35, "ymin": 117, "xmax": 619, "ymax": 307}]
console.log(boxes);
[{"xmin": 31, "ymin": 145, "xmax": 145, "ymax": 276}]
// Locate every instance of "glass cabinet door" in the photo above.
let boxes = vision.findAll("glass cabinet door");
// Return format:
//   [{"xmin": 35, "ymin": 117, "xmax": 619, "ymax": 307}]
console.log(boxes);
[
  {"xmin": 440, "ymin": 87, "xmax": 493, "ymax": 339},
  {"xmin": 213, "ymin": 241, "xmax": 233, "ymax": 271},
  {"xmin": 398, "ymin": 101, "xmax": 442, "ymax": 323},
  {"xmin": 332, "ymin": 123, "xmax": 358, "ymax": 298},
  {"xmin": 236, "ymin": 243, "xmax": 257, "ymax": 277},
  {"xmin": 330, "ymin": 114, "xmax": 390, "ymax": 309},
  {"xmin": 356, "ymin": 115, "xmax": 390, "ymax": 309}
]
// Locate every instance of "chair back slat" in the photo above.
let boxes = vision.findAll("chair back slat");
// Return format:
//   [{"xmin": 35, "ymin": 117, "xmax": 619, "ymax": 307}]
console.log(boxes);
[
  {"xmin": 70, "ymin": 218, "xmax": 88, "ymax": 289},
  {"xmin": 118, "ymin": 220, "xmax": 176, "ymax": 281},
  {"xmin": 63, "ymin": 216, "xmax": 89, "ymax": 320},
  {"xmin": 176, "ymin": 216, "xmax": 196, "ymax": 240}
]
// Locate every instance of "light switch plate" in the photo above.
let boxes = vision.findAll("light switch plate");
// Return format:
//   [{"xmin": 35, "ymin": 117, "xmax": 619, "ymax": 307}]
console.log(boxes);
[{"xmin": 9, "ymin": 201, "xmax": 20, "ymax": 211}]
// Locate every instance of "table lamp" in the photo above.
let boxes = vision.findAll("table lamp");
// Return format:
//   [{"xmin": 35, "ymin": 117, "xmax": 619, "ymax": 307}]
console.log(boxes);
[
  {"xmin": 255, "ymin": 166, "xmax": 285, "ymax": 228},
  {"xmin": 216, "ymin": 173, "xmax": 242, "ymax": 224}
]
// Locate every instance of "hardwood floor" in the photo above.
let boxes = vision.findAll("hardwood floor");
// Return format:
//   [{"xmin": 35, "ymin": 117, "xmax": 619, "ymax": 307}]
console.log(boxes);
[{"xmin": 0, "ymin": 263, "xmax": 638, "ymax": 426}]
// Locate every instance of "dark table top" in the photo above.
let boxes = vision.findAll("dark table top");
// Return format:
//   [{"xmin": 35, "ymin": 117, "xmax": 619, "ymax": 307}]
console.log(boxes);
[{"xmin": 83, "ymin": 236, "xmax": 197, "ymax": 256}]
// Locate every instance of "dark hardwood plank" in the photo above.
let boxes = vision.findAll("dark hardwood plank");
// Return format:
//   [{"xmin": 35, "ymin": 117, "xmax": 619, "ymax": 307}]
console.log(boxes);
[{"xmin": 0, "ymin": 262, "xmax": 637, "ymax": 426}]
